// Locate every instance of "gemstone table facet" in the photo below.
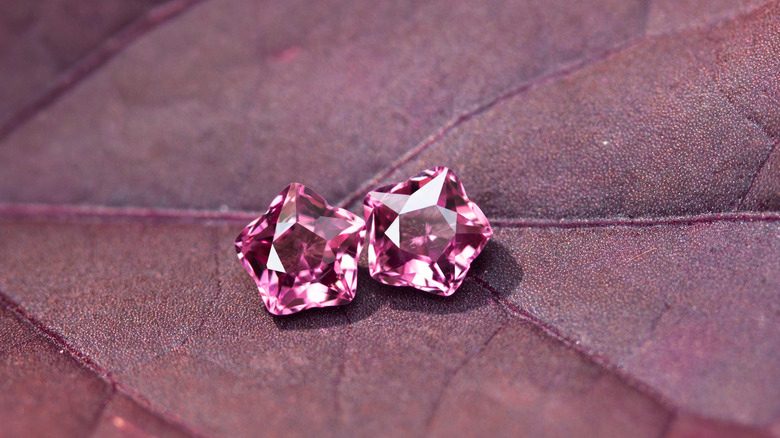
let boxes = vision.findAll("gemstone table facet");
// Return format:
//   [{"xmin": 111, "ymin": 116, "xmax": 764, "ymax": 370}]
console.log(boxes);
[
  {"xmin": 235, "ymin": 183, "xmax": 365, "ymax": 315},
  {"xmin": 363, "ymin": 167, "xmax": 492, "ymax": 296}
]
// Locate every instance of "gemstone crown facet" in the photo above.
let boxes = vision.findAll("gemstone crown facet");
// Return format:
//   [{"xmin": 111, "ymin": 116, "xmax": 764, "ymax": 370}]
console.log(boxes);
[
  {"xmin": 363, "ymin": 167, "xmax": 492, "ymax": 296},
  {"xmin": 235, "ymin": 183, "xmax": 365, "ymax": 315}
]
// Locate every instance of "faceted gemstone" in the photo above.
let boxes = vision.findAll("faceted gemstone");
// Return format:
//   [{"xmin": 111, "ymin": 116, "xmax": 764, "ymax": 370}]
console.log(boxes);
[
  {"xmin": 363, "ymin": 167, "xmax": 492, "ymax": 296},
  {"xmin": 235, "ymin": 183, "xmax": 365, "ymax": 315}
]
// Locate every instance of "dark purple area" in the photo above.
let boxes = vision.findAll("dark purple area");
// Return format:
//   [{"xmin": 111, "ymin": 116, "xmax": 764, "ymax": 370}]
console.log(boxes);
[{"xmin": 0, "ymin": 0, "xmax": 778, "ymax": 437}]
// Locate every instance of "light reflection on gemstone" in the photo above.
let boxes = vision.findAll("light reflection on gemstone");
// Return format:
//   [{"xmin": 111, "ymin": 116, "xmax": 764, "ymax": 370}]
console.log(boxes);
[
  {"xmin": 363, "ymin": 167, "xmax": 492, "ymax": 296},
  {"xmin": 235, "ymin": 183, "xmax": 365, "ymax": 315}
]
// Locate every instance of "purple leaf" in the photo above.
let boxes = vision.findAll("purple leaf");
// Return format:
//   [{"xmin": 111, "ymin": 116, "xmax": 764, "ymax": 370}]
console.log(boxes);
[{"xmin": 0, "ymin": 0, "xmax": 778, "ymax": 437}]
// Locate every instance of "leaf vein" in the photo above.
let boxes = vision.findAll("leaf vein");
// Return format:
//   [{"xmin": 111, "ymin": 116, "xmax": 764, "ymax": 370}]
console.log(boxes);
[{"xmin": 0, "ymin": 291, "xmax": 207, "ymax": 438}]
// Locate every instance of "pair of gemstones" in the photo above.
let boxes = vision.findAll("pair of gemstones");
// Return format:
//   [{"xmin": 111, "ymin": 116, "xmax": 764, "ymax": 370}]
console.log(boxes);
[{"xmin": 235, "ymin": 167, "xmax": 493, "ymax": 315}]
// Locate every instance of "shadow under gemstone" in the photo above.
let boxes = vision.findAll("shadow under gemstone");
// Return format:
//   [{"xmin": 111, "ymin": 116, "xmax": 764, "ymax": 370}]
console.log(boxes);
[{"xmin": 274, "ymin": 239, "xmax": 522, "ymax": 330}]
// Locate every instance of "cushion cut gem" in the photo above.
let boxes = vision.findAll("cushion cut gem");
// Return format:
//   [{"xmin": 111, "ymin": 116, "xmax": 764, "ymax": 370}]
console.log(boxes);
[
  {"xmin": 235, "ymin": 183, "xmax": 365, "ymax": 315},
  {"xmin": 363, "ymin": 167, "xmax": 492, "ymax": 296}
]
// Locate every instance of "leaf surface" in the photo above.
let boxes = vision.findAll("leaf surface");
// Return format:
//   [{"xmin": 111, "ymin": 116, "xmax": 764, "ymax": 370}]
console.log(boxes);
[{"xmin": 0, "ymin": 1, "xmax": 779, "ymax": 437}]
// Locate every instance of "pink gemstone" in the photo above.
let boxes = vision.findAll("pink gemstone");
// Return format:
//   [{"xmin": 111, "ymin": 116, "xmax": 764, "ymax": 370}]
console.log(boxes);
[
  {"xmin": 363, "ymin": 167, "xmax": 492, "ymax": 296},
  {"xmin": 235, "ymin": 183, "xmax": 365, "ymax": 315}
]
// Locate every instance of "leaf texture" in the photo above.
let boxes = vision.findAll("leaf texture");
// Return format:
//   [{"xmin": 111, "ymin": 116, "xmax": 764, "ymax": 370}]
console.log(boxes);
[
  {"xmin": 0, "ymin": 0, "xmax": 779, "ymax": 437},
  {"xmin": 0, "ymin": 0, "xmax": 174, "ymax": 134}
]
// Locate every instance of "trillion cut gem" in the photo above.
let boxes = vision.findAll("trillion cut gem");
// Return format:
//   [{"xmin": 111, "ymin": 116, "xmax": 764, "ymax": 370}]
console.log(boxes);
[
  {"xmin": 363, "ymin": 167, "xmax": 492, "ymax": 296},
  {"xmin": 235, "ymin": 183, "xmax": 365, "ymax": 315}
]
